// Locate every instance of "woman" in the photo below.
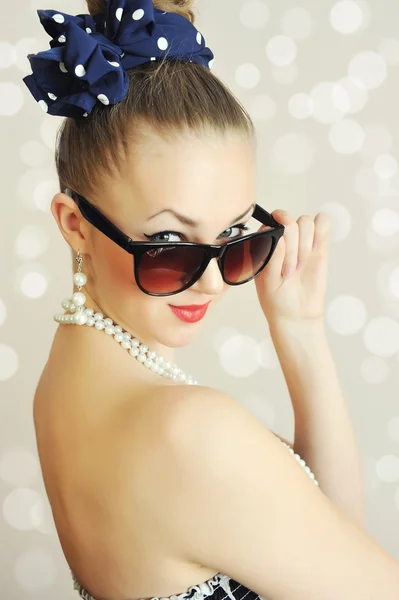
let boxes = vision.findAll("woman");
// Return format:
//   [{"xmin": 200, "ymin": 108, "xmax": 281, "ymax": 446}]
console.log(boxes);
[{"xmin": 24, "ymin": 1, "xmax": 399, "ymax": 599}]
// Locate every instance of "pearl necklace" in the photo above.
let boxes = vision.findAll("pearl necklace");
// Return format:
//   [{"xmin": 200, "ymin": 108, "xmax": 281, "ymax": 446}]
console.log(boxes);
[
  {"xmin": 54, "ymin": 303, "xmax": 198, "ymax": 384},
  {"xmin": 53, "ymin": 259, "xmax": 198, "ymax": 385}
]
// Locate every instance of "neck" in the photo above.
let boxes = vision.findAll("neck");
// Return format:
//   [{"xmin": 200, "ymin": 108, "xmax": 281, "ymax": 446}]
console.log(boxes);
[{"xmin": 73, "ymin": 286, "xmax": 177, "ymax": 365}]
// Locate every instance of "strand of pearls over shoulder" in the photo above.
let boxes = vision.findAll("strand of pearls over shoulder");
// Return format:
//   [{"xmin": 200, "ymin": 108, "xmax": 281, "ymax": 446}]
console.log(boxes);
[{"xmin": 53, "ymin": 251, "xmax": 198, "ymax": 385}]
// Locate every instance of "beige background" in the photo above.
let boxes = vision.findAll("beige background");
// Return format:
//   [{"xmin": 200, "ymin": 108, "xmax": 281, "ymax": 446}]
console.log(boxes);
[{"xmin": 1, "ymin": 0, "xmax": 399, "ymax": 597}]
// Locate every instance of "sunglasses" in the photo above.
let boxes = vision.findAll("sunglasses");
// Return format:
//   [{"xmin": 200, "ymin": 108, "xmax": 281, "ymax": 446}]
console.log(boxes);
[{"xmin": 66, "ymin": 189, "xmax": 285, "ymax": 297}]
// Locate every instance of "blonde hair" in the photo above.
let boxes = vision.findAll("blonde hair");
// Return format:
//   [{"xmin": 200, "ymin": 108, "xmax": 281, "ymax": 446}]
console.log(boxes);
[{"xmin": 60, "ymin": 1, "xmax": 255, "ymax": 267}]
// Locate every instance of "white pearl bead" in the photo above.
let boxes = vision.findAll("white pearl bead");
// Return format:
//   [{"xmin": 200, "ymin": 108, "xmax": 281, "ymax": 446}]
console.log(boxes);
[
  {"xmin": 114, "ymin": 326, "xmax": 123, "ymax": 334},
  {"xmin": 121, "ymin": 340, "xmax": 131, "ymax": 350},
  {"xmin": 122, "ymin": 332, "xmax": 132, "ymax": 340},
  {"xmin": 129, "ymin": 347, "xmax": 139, "ymax": 357},
  {"xmin": 86, "ymin": 316, "xmax": 95, "ymax": 326},
  {"xmin": 131, "ymin": 338, "xmax": 140, "ymax": 347},
  {"xmin": 105, "ymin": 326, "xmax": 115, "ymax": 335},
  {"xmin": 85, "ymin": 308, "xmax": 94, "ymax": 316},
  {"xmin": 114, "ymin": 333, "xmax": 124, "ymax": 343},
  {"xmin": 158, "ymin": 367, "xmax": 165, "ymax": 375},
  {"xmin": 69, "ymin": 303, "xmax": 76, "ymax": 312},
  {"xmin": 62, "ymin": 299, "xmax": 70, "ymax": 310},
  {"xmin": 72, "ymin": 292, "xmax": 86, "ymax": 306},
  {"xmin": 95, "ymin": 321, "xmax": 105, "ymax": 330},
  {"xmin": 94, "ymin": 312, "xmax": 103, "ymax": 321},
  {"xmin": 178, "ymin": 373, "xmax": 187, "ymax": 382},
  {"xmin": 144, "ymin": 359, "xmax": 153, "ymax": 368},
  {"xmin": 137, "ymin": 354, "xmax": 146, "ymax": 363},
  {"xmin": 104, "ymin": 318, "xmax": 113, "ymax": 327},
  {"xmin": 73, "ymin": 311, "xmax": 88, "ymax": 325},
  {"xmin": 155, "ymin": 356, "xmax": 164, "ymax": 365},
  {"xmin": 139, "ymin": 344, "xmax": 148, "ymax": 354},
  {"xmin": 73, "ymin": 272, "xmax": 87, "ymax": 287},
  {"xmin": 148, "ymin": 351, "xmax": 156, "ymax": 360}
]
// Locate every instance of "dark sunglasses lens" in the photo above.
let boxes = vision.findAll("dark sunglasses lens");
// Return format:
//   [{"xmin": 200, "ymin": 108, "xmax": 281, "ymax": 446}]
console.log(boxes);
[
  {"xmin": 138, "ymin": 246, "xmax": 207, "ymax": 294},
  {"xmin": 223, "ymin": 234, "xmax": 273, "ymax": 284}
]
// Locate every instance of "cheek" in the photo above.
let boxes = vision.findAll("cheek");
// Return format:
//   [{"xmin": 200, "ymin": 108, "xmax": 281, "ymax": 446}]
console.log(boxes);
[{"xmin": 95, "ymin": 237, "xmax": 137, "ymax": 292}]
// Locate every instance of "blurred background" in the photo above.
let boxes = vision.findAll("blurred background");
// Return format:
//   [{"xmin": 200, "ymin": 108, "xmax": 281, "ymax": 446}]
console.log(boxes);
[{"xmin": 1, "ymin": 0, "xmax": 399, "ymax": 597}]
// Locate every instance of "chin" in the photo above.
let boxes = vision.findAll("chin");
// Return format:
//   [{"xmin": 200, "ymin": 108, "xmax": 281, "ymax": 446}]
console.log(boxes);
[{"xmin": 158, "ymin": 322, "xmax": 205, "ymax": 349}]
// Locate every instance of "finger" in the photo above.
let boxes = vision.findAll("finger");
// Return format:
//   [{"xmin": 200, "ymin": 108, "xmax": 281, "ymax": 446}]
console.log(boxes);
[
  {"xmin": 313, "ymin": 212, "xmax": 331, "ymax": 253},
  {"xmin": 296, "ymin": 215, "xmax": 315, "ymax": 267},
  {"xmin": 265, "ymin": 233, "xmax": 285, "ymax": 283},
  {"xmin": 272, "ymin": 210, "xmax": 299, "ymax": 278}
]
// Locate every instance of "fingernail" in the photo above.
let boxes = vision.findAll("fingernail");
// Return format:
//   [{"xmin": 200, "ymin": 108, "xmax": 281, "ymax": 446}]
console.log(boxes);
[{"xmin": 284, "ymin": 267, "xmax": 293, "ymax": 278}]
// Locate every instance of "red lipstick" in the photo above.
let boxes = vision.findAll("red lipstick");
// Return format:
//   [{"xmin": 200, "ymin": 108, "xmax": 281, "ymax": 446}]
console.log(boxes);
[{"xmin": 169, "ymin": 301, "xmax": 211, "ymax": 323}]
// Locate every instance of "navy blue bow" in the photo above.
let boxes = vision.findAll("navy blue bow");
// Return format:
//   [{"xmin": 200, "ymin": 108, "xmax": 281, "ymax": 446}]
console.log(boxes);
[{"xmin": 23, "ymin": 0, "xmax": 214, "ymax": 118}]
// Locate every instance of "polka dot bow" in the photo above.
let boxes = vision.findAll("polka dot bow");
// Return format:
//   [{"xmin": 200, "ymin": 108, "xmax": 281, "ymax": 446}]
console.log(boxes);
[{"xmin": 23, "ymin": 0, "xmax": 215, "ymax": 118}]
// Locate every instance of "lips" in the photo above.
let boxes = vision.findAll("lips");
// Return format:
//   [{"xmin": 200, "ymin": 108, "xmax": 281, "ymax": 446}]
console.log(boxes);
[{"xmin": 169, "ymin": 301, "xmax": 212, "ymax": 323}]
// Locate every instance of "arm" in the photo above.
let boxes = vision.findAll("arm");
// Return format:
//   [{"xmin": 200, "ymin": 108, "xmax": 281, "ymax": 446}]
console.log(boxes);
[
  {"xmin": 269, "ymin": 319, "xmax": 365, "ymax": 528},
  {"xmin": 150, "ymin": 387, "xmax": 399, "ymax": 600}
]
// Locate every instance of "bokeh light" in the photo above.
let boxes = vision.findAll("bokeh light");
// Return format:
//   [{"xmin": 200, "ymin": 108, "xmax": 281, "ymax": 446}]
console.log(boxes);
[
  {"xmin": 235, "ymin": 63, "xmax": 261, "ymax": 89},
  {"xmin": 240, "ymin": 0, "xmax": 270, "ymax": 29},
  {"xmin": 0, "ymin": 344, "xmax": 19, "ymax": 381},
  {"xmin": 0, "ymin": 82, "xmax": 24, "ymax": 116},
  {"xmin": 330, "ymin": 1, "xmax": 364, "ymax": 35},
  {"xmin": 271, "ymin": 133, "xmax": 315, "ymax": 175},
  {"xmin": 218, "ymin": 333, "xmax": 261, "ymax": 377},
  {"xmin": 281, "ymin": 7, "xmax": 313, "ymax": 40},
  {"xmin": 348, "ymin": 51, "xmax": 387, "ymax": 90},
  {"xmin": 327, "ymin": 295, "xmax": 367, "ymax": 335},
  {"xmin": 363, "ymin": 317, "xmax": 399, "ymax": 357},
  {"xmin": 266, "ymin": 35, "xmax": 297, "ymax": 67}
]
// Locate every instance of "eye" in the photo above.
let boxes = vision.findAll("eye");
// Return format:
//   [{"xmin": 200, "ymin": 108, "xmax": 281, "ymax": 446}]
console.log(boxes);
[
  {"xmin": 144, "ymin": 231, "xmax": 183, "ymax": 243},
  {"xmin": 219, "ymin": 224, "xmax": 250, "ymax": 239},
  {"xmin": 144, "ymin": 224, "xmax": 250, "ymax": 244}
]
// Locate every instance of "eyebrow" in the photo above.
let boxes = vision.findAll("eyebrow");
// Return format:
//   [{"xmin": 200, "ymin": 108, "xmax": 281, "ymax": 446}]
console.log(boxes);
[{"xmin": 146, "ymin": 202, "xmax": 256, "ymax": 228}]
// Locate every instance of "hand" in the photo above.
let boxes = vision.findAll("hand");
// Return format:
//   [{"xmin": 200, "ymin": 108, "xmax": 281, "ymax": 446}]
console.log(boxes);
[{"xmin": 254, "ymin": 210, "xmax": 331, "ymax": 326}]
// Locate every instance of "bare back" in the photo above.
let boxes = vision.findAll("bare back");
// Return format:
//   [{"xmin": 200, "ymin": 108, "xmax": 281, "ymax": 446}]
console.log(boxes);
[{"xmin": 33, "ymin": 325, "xmax": 218, "ymax": 600}]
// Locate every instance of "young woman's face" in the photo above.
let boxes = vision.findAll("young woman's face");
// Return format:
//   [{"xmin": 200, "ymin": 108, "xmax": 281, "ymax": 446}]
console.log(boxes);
[{"xmin": 75, "ymin": 130, "xmax": 257, "ymax": 352}]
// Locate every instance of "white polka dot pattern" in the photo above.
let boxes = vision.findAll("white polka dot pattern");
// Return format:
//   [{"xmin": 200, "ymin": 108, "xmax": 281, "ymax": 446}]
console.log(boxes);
[{"xmin": 23, "ymin": 1, "xmax": 215, "ymax": 118}]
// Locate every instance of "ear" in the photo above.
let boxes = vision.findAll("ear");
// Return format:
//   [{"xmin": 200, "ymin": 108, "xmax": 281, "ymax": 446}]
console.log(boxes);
[{"xmin": 50, "ymin": 191, "xmax": 91, "ymax": 254}]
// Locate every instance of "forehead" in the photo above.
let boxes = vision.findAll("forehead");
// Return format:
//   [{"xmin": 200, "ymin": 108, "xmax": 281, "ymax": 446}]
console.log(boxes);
[{"xmin": 114, "ymin": 130, "xmax": 256, "ymax": 220}]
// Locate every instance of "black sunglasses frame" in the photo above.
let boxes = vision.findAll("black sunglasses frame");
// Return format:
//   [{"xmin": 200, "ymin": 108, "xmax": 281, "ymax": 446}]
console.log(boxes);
[{"xmin": 66, "ymin": 188, "xmax": 285, "ymax": 297}]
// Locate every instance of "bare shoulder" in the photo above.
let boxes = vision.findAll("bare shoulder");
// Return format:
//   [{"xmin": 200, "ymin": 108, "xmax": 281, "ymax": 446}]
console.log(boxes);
[{"xmin": 146, "ymin": 384, "xmax": 399, "ymax": 600}]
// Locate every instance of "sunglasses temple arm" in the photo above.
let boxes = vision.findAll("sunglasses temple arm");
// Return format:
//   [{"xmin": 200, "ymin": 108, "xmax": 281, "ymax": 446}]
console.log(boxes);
[{"xmin": 253, "ymin": 204, "xmax": 283, "ymax": 229}]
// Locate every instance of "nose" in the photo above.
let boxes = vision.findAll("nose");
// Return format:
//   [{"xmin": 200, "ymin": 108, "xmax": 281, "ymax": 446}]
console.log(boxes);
[{"xmin": 192, "ymin": 257, "xmax": 226, "ymax": 296}]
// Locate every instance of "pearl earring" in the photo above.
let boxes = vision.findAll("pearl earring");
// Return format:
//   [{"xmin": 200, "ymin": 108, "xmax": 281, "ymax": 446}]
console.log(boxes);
[{"xmin": 69, "ymin": 250, "xmax": 89, "ymax": 325}]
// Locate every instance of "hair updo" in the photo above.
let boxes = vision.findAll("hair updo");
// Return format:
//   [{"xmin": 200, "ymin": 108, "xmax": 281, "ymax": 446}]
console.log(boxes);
[
  {"xmin": 87, "ymin": 0, "xmax": 196, "ymax": 24},
  {"xmin": 56, "ymin": 0, "xmax": 254, "ymax": 203}
]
